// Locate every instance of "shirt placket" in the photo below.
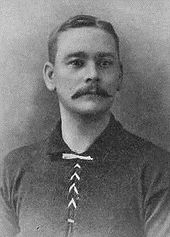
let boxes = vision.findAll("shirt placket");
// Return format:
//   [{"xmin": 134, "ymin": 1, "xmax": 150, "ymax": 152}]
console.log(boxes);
[{"xmin": 62, "ymin": 153, "xmax": 93, "ymax": 237}]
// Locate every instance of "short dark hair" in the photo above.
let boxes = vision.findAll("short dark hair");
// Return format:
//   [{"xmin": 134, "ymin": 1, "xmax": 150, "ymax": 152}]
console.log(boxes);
[{"xmin": 48, "ymin": 15, "xmax": 120, "ymax": 65}]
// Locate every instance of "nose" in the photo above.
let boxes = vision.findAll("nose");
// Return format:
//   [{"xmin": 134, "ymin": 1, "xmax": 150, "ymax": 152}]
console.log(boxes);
[{"xmin": 85, "ymin": 61, "xmax": 100, "ymax": 83}]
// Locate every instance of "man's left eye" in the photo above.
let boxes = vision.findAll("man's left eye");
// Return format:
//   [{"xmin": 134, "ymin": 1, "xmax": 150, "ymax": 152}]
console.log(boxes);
[{"xmin": 97, "ymin": 60, "xmax": 113, "ymax": 68}]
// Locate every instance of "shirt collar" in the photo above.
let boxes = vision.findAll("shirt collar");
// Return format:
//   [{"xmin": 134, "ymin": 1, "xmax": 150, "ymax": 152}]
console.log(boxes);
[{"xmin": 46, "ymin": 113, "xmax": 122, "ymax": 163}]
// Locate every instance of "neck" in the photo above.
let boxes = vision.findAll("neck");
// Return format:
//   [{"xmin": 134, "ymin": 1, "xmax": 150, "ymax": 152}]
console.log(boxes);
[{"xmin": 60, "ymin": 106, "xmax": 111, "ymax": 154}]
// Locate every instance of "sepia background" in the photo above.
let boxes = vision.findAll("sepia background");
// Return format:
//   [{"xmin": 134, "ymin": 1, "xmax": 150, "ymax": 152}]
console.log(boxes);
[{"xmin": 0, "ymin": 0, "xmax": 170, "ymax": 159}]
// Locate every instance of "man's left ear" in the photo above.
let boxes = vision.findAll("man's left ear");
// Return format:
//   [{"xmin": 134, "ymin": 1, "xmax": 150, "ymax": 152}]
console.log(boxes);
[
  {"xmin": 43, "ymin": 61, "xmax": 56, "ymax": 91},
  {"xmin": 117, "ymin": 62, "xmax": 123, "ymax": 91}
]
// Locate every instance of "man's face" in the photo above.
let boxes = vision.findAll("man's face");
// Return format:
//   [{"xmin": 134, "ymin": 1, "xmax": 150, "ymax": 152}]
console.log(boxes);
[{"xmin": 49, "ymin": 27, "xmax": 122, "ymax": 115}]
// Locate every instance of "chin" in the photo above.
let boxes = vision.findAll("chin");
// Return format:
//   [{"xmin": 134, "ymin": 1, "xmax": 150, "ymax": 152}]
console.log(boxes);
[{"xmin": 71, "ymin": 103, "xmax": 112, "ymax": 116}]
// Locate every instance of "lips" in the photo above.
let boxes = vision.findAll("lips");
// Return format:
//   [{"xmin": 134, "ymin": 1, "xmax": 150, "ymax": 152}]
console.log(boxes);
[{"xmin": 83, "ymin": 90, "xmax": 108, "ymax": 97}]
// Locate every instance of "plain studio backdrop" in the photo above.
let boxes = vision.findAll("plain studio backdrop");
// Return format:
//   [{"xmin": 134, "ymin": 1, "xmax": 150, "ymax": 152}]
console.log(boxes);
[{"xmin": 0, "ymin": 0, "xmax": 170, "ymax": 159}]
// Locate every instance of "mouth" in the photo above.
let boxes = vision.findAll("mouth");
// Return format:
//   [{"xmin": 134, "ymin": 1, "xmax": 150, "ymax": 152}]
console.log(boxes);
[{"xmin": 82, "ymin": 91, "xmax": 109, "ymax": 97}]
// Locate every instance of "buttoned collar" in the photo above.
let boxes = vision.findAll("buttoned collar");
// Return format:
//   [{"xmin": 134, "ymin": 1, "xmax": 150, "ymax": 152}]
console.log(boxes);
[{"xmin": 46, "ymin": 113, "xmax": 122, "ymax": 163}]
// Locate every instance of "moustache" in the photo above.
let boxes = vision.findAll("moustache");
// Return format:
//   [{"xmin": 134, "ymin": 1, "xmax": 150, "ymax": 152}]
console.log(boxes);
[{"xmin": 71, "ymin": 86, "xmax": 112, "ymax": 99}]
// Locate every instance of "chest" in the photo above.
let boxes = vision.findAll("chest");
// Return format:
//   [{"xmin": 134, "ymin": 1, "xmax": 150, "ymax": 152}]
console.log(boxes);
[{"xmin": 16, "ymin": 161, "xmax": 144, "ymax": 237}]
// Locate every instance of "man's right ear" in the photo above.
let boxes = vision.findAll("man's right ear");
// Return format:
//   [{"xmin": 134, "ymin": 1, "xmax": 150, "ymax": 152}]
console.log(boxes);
[{"xmin": 43, "ymin": 62, "xmax": 56, "ymax": 91}]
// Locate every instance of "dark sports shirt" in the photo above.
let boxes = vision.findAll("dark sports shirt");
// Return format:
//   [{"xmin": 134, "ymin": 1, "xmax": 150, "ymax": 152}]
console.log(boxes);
[{"xmin": 1, "ymin": 114, "xmax": 170, "ymax": 237}]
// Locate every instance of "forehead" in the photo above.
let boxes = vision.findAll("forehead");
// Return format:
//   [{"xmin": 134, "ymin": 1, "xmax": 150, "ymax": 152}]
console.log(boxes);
[{"xmin": 56, "ymin": 27, "xmax": 117, "ymax": 59}]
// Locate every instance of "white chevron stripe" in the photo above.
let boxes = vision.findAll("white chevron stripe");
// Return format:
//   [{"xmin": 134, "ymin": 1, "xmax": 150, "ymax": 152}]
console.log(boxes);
[
  {"xmin": 69, "ymin": 183, "xmax": 79, "ymax": 195},
  {"xmin": 70, "ymin": 172, "xmax": 80, "ymax": 181},
  {"xmin": 68, "ymin": 198, "xmax": 77, "ymax": 209},
  {"xmin": 62, "ymin": 153, "xmax": 93, "ymax": 160},
  {"xmin": 74, "ymin": 163, "xmax": 81, "ymax": 169}
]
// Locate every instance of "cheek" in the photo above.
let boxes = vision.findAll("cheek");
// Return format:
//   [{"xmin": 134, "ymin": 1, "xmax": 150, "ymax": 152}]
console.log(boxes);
[
  {"xmin": 103, "ymin": 76, "xmax": 119, "ymax": 94},
  {"xmin": 56, "ymin": 78, "xmax": 76, "ymax": 96},
  {"xmin": 103, "ymin": 73, "xmax": 118, "ymax": 86},
  {"xmin": 56, "ymin": 69, "xmax": 79, "ymax": 87},
  {"xmin": 55, "ymin": 74, "xmax": 70, "ymax": 88}
]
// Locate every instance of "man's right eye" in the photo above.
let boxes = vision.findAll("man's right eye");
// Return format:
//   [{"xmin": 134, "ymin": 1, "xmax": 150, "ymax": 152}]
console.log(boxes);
[{"xmin": 68, "ymin": 59, "xmax": 84, "ymax": 68}]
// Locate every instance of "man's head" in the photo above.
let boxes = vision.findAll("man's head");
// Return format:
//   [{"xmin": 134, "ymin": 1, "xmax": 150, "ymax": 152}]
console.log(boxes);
[{"xmin": 43, "ymin": 15, "xmax": 123, "ymax": 116}]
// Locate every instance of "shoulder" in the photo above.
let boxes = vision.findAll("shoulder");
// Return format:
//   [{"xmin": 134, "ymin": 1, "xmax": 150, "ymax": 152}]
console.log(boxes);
[
  {"xmin": 0, "ymin": 139, "xmax": 47, "ymax": 178},
  {"xmin": 114, "ymin": 125, "xmax": 170, "ymax": 197},
  {"xmin": 115, "ymin": 122, "xmax": 170, "ymax": 170}
]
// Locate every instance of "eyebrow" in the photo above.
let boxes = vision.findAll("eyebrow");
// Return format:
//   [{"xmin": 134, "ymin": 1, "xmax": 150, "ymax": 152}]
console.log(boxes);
[
  {"xmin": 64, "ymin": 51, "xmax": 87, "ymax": 61},
  {"xmin": 64, "ymin": 51, "xmax": 115, "ymax": 61},
  {"xmin": 95, "ymin": 52, "xmax": 115, "ymax": 58}
]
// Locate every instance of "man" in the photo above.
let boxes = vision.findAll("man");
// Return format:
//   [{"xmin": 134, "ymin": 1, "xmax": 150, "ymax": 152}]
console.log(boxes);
[{"xmin": 0, "ymin": 15, "xmax": 170, "ymax": 237}]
